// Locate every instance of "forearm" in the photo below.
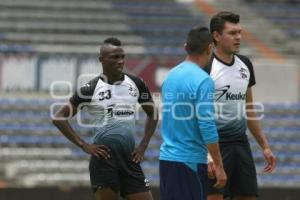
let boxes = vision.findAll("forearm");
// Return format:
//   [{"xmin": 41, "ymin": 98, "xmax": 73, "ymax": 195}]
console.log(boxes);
[
  {"xmin": 139, "ymin": 114, "xmax": 158, "ymax": 147},
  {"xmin": 246, "ymin": 87, "xmax": 269, "ymax": 150},
  {"xmin": 52, "ymin": 104, "xmax": 86, "ymax": 148},
  {"xmin": 247, "ymin": 112, "xmax": 269, "ymax": 150},
  {"xmin": 53, "ymin": 120, "xmax": 86, "ymax": 148},
  {"xmin": 207, "ymin": 143, "xmax": 223, "ymax": 167}
]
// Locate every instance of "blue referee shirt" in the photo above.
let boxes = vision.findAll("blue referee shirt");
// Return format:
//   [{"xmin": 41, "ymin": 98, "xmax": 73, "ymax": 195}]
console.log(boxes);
[{"xmin": 160, "ymin": 60, "xmax": 219, "ymax": 165}]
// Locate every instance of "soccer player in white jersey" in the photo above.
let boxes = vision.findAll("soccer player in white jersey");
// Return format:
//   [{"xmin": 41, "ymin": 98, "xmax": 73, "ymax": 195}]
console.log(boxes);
[
  {"xmin": 206, "ymin": 12, "xmax": 276, "ymax": 200},
  {"xmin": 53, "ymin": 37, "xmax": 158, "ymax": 200}
]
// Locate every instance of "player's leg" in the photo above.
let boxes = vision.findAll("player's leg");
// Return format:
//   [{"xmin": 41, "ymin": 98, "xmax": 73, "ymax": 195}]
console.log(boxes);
[
  {"xmin": 95, "ymin": 188, "xmax": 118, "ymax": 200},
  {"xmin": 230, "ymin": 143, "xmax": 258, "ymax": 199},
  {"xmin": 125, "ymin": 191, "xmax": 153, "ymax": 200},
  {"xmin": 207, "ymin": 143, "xmax": 235, "ymax": 200},
  {"xmin": 233, "ymin": 196, "xmax": 257, "ymax": 200},
  {"xmin": 232, "ymin": 196, "xmax": 256, "ymax": 200},
  {"xmin": 207, "ymin": 194, "xmax": 223, "ymax": 200},
  {"xmin": 89, "ymin": 154, "xmax": 120, "ymax": 200},
  {"xmin": 118, "ymin": 151, "xmax": 151, "ymax": 200}
]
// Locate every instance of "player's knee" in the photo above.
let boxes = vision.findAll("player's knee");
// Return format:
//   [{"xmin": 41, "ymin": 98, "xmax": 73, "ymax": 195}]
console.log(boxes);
[
  {"xmin": 207, "ymin": 194, "xmax": 224, "ymax": 200},
  {"xmin": 125, "ymin": 191, "xmax": 153, "ymax": 200},
  {"xmin": 232, "ymin": 196, "xmax": 256, "ymax": 200},
  {"xmin": 95, "ymin": 187, "xmax": 118, "ymax": 200}
]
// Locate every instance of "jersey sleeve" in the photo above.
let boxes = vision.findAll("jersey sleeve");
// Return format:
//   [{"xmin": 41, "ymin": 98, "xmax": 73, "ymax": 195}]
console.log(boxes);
[
  {"xmin": 69, "ymin": 76, "xmax": 99, "ymax": 108},
  {"xmin": 237, "ymin": 54, "xmax": 256, "ymax": 87},
  {"xmin": 126, "ymin": 74, "xmax": 153, "ymax": 104},
  {"xmin": 196, "ymin": 77, "xmax": 219, "ymax": 144}
]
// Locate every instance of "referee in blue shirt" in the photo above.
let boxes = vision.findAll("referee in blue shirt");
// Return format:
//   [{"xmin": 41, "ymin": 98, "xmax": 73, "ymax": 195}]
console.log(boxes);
[{"xmin": 159, "ymin": 27, "xmax": 227, "ymax": 200}]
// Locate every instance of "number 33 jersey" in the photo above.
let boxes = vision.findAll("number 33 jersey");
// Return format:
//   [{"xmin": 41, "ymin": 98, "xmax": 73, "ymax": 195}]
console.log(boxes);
[{"xmin": 70, "ymin": 73, "xmax": 153, "ymax": 145}]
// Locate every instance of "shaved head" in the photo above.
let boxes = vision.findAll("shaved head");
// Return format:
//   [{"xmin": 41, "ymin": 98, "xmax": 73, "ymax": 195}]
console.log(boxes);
[
  {"xmin": 100, "ymin": 44, "xmax": 120, "ymax": 57},
  {"xmin": 99, "ymin": 37, "xmax": 123, "ymax": 58}
]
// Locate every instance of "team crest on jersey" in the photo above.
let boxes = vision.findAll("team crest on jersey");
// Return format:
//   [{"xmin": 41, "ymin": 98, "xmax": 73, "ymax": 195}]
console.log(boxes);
[
  {"xmin": 144, "ymin": 178, "xmax": 150, "ymax": 187},
  {"xmin": 239, "ymin": 68, "xmax": 248, "ymax": 79},
  {"xmin": 128, "ymin": 86, "xmax": 138, "ymax": 97}
]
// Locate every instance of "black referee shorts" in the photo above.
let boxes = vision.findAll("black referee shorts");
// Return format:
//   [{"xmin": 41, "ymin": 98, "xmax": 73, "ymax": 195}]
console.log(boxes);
[{"xmin": 207, "ymin": 141, "xmax": 258, "ymax": 198}]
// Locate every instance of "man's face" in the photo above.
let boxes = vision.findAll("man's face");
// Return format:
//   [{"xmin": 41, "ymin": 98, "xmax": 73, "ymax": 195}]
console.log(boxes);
[
  {"xmin": 100, "ymin": 45, "xmax": 125, "ymax": 77},
  {"xmin": 215, "ymin": 22, "xmax": 242, "ymax": 54}
]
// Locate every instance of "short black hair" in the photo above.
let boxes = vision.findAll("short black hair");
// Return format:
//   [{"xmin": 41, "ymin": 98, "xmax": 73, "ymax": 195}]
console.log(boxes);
[
  {"xmin": 103, "ymin": 37, "xmax": 122, "ymax": 46},
  {"xmin": 210, "ymin": 11, "xmax": 240, "ymax": 34},
  {"xmin": 99, "ymin": 37, "xmax": 122, "ymax": 56},
  {"xmin": 185, "ymin": 26, "xmax": 212, "ymax": 55}
]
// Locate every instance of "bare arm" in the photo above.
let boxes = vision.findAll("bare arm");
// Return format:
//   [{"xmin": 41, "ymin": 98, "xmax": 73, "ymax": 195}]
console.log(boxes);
[
  {"xmin": 246, "ymin": 88, "xmax": 269, "ymax": 149},
  {"xmin": 52, "ymin": 103, "xmax": 85, "ymax": 148},
  {"xmin": 207, "ymin": 143, "xmax": 227, "ymax": 188},
  {"xmin": 195, "ymin": 78, "xmax": 226, "ymax": 187},
  {"xmin": 246, "ymin": 88, "xmax": 276, "ymax": 172},
  {"xmin": 132, "ymin": 101, "xmax": 158, "ymax": 163},
  {"xmin": 207, "ymin": 144, "xmax": 223, "ymax": 168},
  {"xmin": 52, "ymin": 103, "xmax": 110, "ymax": 159}
]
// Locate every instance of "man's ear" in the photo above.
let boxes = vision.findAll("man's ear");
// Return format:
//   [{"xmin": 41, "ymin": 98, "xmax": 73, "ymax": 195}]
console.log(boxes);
[
  {"xmin": 206, "ymin": 43, "xmax": 213, "ymax": 56},
  {"xmin": 213, "ymin": 31, "xmax": 221, "ymax": 44},
  {"xmin": 183, "ymin": 43, "xmax": 188, "ymax": 52}
]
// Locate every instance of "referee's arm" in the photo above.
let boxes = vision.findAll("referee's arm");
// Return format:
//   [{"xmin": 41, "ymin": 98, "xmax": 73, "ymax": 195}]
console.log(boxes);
[{"xmin": 196, "ymin": 78, "xmax": 227, "ymax": 188}]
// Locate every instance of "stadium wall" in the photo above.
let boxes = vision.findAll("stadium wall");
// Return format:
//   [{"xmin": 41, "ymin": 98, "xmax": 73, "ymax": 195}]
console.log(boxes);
[
  {"xmin": 252, "ymin": 59, "xmax": 300, "ymax": 103},
  {"xmin": 0, "ymin": 55, "xmax": 299, "ymax": 102}
]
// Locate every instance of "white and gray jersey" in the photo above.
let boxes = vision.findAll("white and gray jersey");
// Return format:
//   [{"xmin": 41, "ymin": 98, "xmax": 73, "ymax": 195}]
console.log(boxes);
[
  {"xmin": 207, "ymin": 54, "xmax": 256, "ymax": 143},
  {"xmin": 70, "ymin": 73, "xmax": 153, "ymax": 147}
]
